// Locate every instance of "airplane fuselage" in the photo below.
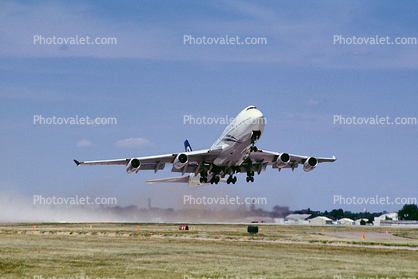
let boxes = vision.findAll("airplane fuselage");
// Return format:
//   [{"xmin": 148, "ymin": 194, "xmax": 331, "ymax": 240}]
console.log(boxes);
[
  {"xmin": 211, "ymin": 106, "xmax": 265, "ymax": 167},
  {"xmin": 188, "ymin": 106, "xmax": 265, "ymax": 187}
]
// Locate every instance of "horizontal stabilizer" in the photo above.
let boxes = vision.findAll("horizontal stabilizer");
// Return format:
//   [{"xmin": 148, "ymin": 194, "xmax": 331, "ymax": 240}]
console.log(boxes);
[{"xmin": 146, "ymin": 176, "xmax": 190, "ymax": 184}]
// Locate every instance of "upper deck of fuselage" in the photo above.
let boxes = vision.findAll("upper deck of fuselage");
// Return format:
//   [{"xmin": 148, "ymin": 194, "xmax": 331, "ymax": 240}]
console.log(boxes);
[{"xmin": 210, "ymin": 106, "xmax": 265, "ymax": 149}]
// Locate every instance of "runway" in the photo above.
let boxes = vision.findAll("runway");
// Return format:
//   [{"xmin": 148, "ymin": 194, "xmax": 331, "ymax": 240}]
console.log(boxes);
[{"xmin": 1, "ymin": 223, "xmax": 418, "ymax": 278}]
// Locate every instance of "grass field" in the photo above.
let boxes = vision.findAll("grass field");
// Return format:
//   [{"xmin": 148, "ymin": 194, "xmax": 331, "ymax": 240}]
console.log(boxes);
[{"xmin": 1, "ymin": 223, "xmax": 417, "ymax": 279}]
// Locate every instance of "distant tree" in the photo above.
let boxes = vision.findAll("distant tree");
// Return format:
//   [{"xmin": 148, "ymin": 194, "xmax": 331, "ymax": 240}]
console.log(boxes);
[
  {"xmin": 360, "ymin": 219, "xmax": 366, "ymax": 225},
  {"xmin": 398, "ymin": 204, "xmax": 418, "ymax": 220},
  {"xmin": 330, "ymin": 209, "xmax": 344, "ymax": 220}
]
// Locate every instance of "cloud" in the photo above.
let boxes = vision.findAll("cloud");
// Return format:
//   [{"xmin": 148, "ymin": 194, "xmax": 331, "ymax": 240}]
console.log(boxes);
[
  {"xmin": 76, "ymin": 139, "xmax": 93, "ymax": 147},
  {"xmin": 1, "ymin": 1, "xmax": 418, "ymax": 69},
  {"xmin": 307, "ymin": 99, "xmax": 319, "ymax": 106},
  {"xmin": 115, "ymin": 138, "xmax": 152, "ymax": 149}
]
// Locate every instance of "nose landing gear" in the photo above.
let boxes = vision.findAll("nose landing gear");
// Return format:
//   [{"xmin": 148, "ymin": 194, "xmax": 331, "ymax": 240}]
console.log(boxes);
[{"xmin": 250, "ymin": 130, "xmax": 261, "ymax": 152}]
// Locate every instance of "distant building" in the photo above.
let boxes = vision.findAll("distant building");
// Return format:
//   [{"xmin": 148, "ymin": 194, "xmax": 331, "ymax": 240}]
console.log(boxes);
[
  {"xmin": 310, "ymin": 216, "xmax": 333, "ymax": 225},
  {"xmin": 373, "ymin": 212, "xmax": 398, "ymax": 226},
  {"xmin": 337, "ymin": 218, "xmax": 354, "ymax": 225}
]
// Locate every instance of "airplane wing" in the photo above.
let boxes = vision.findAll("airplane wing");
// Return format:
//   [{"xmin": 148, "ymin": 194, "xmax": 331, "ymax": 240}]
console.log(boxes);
[
  {"xmin": 74, "ymin": 147, "xmax": 224, "ymax": 173},
  {"xmin": 247, "ymin": 149, "xmax": 336, "ymax": 172},
  {"xmin": 249, "ymin": 149, "xmax": 336, "ymax": 163}
]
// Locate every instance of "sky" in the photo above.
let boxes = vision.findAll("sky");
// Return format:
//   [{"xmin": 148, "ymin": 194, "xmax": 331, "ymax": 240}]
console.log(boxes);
[{"xmin": 1, "ymin": 0, "xmax": 417, "ymax": 221}]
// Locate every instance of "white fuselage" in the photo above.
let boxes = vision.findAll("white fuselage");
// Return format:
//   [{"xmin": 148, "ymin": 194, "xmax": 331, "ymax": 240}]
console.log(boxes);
[
  {"xmin": 211, "ymin": 106, "xmax": 265, "ymax": 166},
  {"xmin": 188, "ymin": 106, "xmax": 265, "ymax": 187}
]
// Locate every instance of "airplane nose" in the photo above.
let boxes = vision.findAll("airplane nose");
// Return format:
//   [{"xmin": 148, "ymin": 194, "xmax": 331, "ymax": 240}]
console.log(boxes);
[{"xmin": 252, "ymin": 114, "xmax": 265, "ymax": 133}]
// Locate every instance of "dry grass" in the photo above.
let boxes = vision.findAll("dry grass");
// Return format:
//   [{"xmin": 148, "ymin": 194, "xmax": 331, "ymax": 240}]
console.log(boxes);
[{"xmin": 0, "ymin": 223, "xmax": 417, "ymax": 278}]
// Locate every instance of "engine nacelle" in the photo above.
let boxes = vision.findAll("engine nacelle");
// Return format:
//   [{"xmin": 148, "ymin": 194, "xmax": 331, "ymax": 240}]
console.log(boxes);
[
  {"xmin": 274, "ymin": 153, "xmax": 290, "ymax": 168},
  {"xmin": 303, "ymin": 157, "xmax": 318, "ymax": 172},
  {"xmin": 126, "ymin": 158, "xmax": 141, "ymax": 173},
  {"xmin": 173, "ymin": 153, "xmax": 188, "ymax": 169}
]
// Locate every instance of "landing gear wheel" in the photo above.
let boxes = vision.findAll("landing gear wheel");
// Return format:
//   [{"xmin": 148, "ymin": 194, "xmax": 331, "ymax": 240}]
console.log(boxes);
[
  {"xmin": 227, "ymin": 175, "xmax": 237, "ymax": 184},
  {"xmin": 200, "ymin": 172, "xmax": 208, "ymax": 183},
  {"xmin": 211, "ymin": 176, "xmax": 220, "ymax": 185}
]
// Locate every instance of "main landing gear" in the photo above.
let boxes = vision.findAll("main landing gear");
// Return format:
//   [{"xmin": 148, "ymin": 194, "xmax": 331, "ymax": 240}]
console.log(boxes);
[
  {"xmin": 199, "ymin": 172, "xmax": 208, "ymax": 183},
  {"xmin": 210, "ymin": 176, "xmax": 220, "ymax": 184},
  {"xmin": 246, "ymin": 171, "xmax": 255, "ymax": 182},
  {"xmin": 227, "ymin": 175, "xmax": 237, "ymax": 184}
]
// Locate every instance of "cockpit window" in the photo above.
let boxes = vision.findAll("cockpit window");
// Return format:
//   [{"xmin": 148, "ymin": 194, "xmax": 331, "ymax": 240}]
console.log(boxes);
[{"xmin": 246, "ymin": 106, "xmax": 257, "ymax": 111}]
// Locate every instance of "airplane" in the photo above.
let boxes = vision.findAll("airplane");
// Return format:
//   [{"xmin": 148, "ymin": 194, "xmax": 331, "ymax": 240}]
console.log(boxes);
[{"xmin": 74, "ymin": 106, "xmax": 336, "ymax": 187}]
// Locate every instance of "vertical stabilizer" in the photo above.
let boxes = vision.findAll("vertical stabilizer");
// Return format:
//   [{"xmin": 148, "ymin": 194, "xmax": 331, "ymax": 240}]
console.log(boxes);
[{"xmin": 184, "ymin": 139, "xmax": 192, "ymax": 152}]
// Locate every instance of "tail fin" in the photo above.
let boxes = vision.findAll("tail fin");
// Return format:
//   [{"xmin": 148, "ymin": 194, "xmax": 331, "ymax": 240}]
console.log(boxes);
[{"xmin": 184, "ymin": 139, "xmax": 192, "ymax": 152}]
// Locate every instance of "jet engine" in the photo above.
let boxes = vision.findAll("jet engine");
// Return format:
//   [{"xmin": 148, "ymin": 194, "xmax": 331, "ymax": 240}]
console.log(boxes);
[
  {"xmin": 126, "ymin": 158, "xmax": 141, "ymax": 173},
  {"xmin": 303, "ymin": 157, "xmax": 318, "ymax": 172},
  {"xmin": 274, "ymin": 153, "xmax": 290, "ymax": 168},
  {"xmin": 173, "ymin": 153, "xmax": 188, "ymax": 169}
]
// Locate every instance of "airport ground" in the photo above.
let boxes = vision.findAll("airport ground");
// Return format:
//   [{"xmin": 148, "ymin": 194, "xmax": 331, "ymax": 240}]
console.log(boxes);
[{"xmin": 0, "ymin": 223, "xmax": 417, "ymax": 279}]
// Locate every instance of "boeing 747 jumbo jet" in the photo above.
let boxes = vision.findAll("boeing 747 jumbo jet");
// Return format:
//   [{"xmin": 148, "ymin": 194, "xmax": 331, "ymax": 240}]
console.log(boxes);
[{"xmin": 74, "ymin": 106, "xmax": 336, "ymax": 187}]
